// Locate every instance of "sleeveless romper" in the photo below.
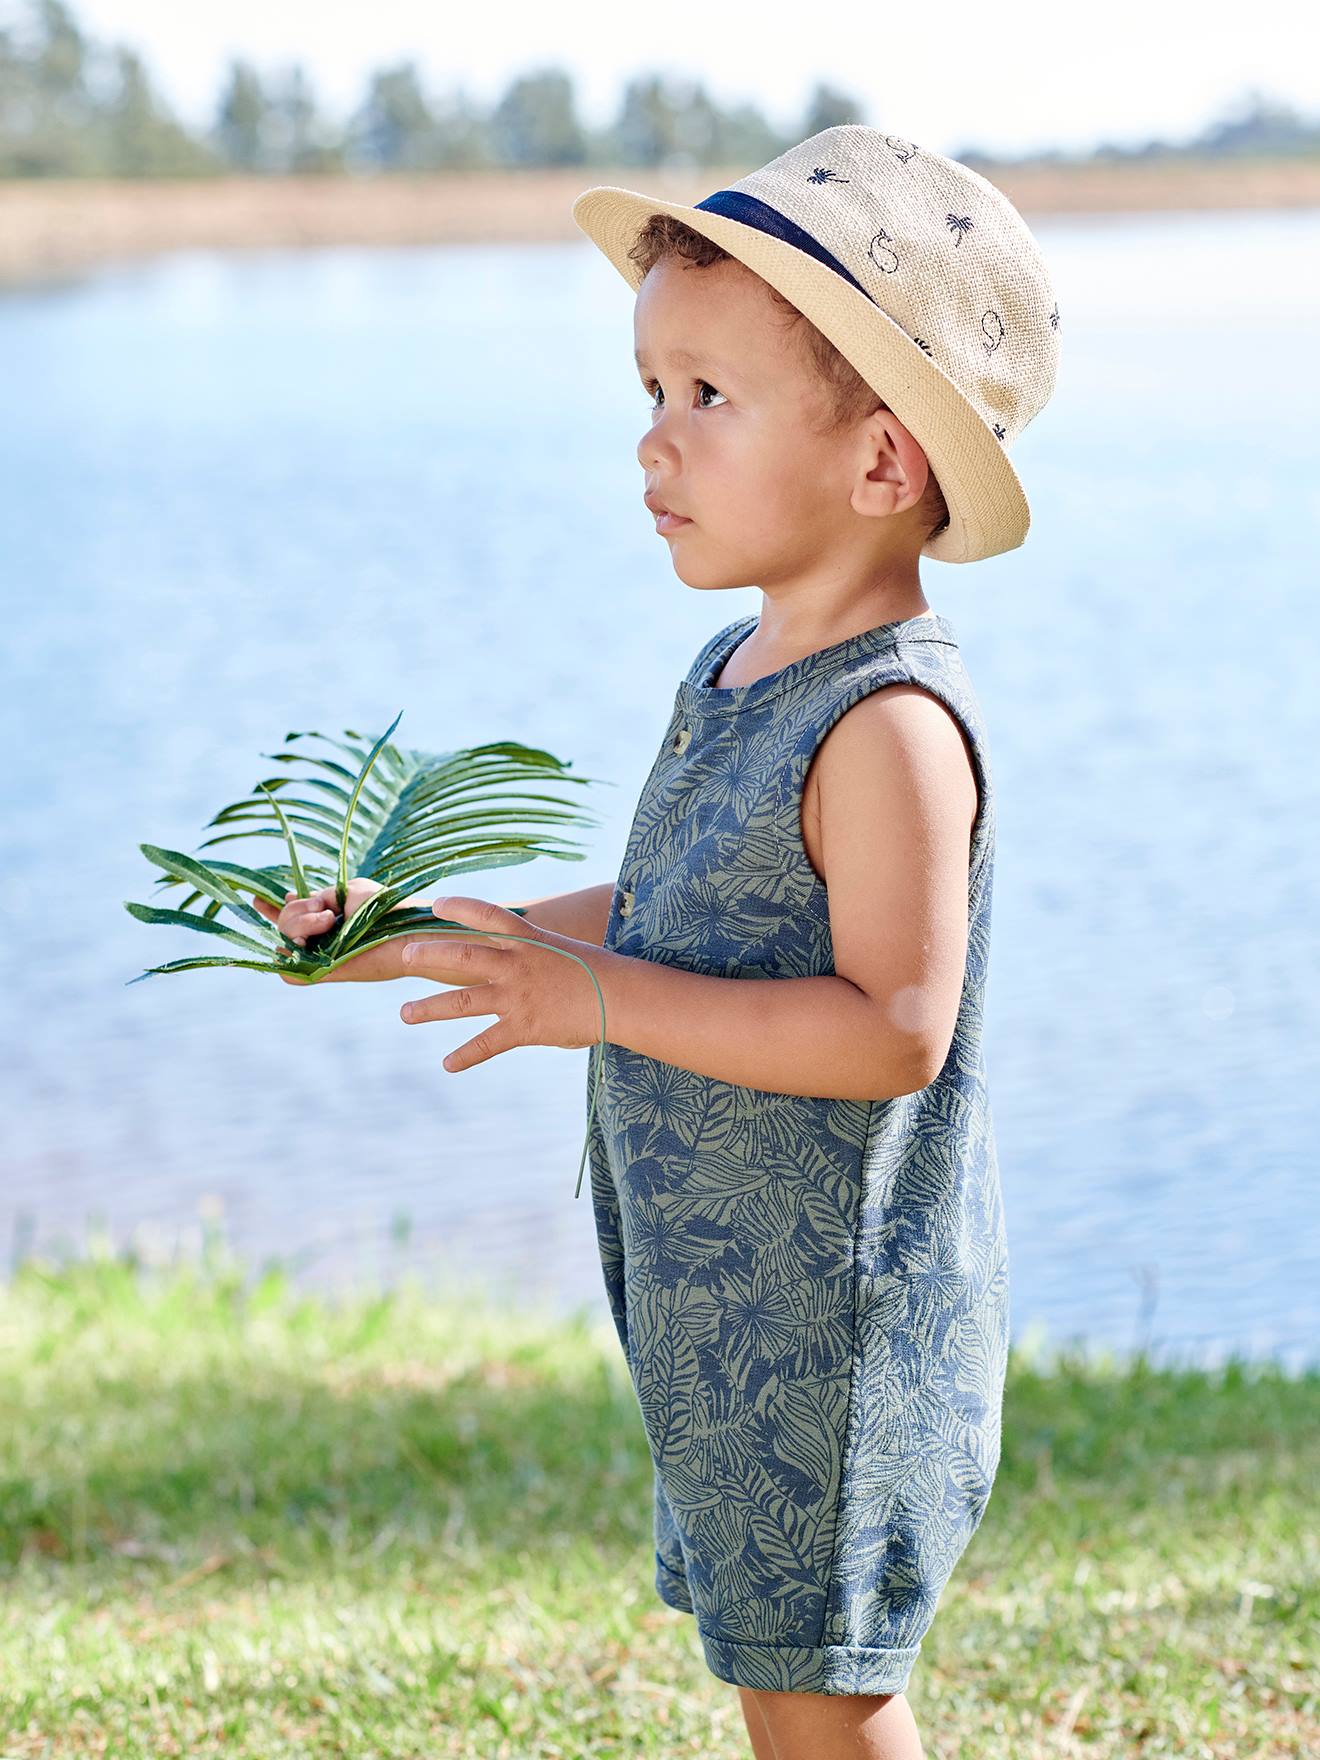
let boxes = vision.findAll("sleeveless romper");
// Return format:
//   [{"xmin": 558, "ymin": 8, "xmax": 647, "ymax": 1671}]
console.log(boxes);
[{"xmin": 584, "ymin": 610, "xmax": 1009, "ymax": 1697}]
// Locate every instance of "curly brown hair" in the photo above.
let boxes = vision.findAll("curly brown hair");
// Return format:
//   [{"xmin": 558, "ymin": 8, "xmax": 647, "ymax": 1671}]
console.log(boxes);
[{"xmin": 627, "ymin": 213, "xmax": 950, "ymax": 542}]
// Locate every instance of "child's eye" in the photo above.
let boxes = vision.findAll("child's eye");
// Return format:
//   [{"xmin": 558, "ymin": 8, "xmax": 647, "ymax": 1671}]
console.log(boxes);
[{"xmin": 643, "ymin": 378, "xmax": 727, "ymax": 411}]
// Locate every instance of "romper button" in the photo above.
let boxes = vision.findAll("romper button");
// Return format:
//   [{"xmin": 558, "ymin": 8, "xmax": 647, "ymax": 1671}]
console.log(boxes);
[
  {"xmin": 673, "ymin": 726, "xmax": 692, "ymax": 753},
  {"xmin": 618, "ymin": 888, "xmax": 635, "ymax": 918}
]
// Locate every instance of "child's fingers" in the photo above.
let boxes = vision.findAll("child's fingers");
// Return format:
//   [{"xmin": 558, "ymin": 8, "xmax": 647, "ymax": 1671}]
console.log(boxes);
[
  {"xmin": 251, "ymin": 891, "xmax": 342, "ymax": 949},
  {"xmin": 288, "ymin": 906, "xmax": 337, "ymax": 946}
]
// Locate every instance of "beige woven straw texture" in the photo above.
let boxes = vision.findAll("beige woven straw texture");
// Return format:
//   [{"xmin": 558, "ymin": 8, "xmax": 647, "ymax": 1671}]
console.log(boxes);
[{"xmin": 573, "ymin": 125, "xmax": 1060, "ymax": 564}]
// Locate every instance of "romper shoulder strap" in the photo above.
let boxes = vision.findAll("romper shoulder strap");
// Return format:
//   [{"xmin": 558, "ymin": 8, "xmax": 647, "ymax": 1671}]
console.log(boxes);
[{"xmin": 684, "ymin": 616, "xmax": 756, "ymax": 688}]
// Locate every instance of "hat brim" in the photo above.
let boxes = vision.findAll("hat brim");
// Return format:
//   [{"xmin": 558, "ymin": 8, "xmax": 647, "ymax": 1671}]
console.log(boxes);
[{"xmin": 572, "ymin": 184, "xmax": 1031, "ymax": 565}]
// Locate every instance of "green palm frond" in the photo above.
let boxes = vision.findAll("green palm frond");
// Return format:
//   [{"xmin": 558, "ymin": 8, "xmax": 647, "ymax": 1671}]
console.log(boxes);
[{"xmin": 123, "ymin": 712, "xmax": 617, "ymax": 1198}]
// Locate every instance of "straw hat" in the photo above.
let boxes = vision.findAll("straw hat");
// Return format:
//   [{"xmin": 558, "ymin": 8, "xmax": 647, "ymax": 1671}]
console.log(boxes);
[{"xmin": 572, "ymin": 125, "xmax": 1060, "ymax": 564}]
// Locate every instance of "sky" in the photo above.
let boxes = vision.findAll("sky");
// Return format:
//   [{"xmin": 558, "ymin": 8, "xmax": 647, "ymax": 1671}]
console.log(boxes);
[{"xmin": 45, "ymin": 0, "xmax": 1316, "ymax": 158}]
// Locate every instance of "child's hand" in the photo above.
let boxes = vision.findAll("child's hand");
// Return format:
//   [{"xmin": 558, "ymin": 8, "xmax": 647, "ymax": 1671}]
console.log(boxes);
[
  {"xmin": 251, "ymin": 876, "xmax": 385, "ymax": 984},
  {"xmin": 398, "ymin": 895, "xmax": 606, "ymax": 1070}
]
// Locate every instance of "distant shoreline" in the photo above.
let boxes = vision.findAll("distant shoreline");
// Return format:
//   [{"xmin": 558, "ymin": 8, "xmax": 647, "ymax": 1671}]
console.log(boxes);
[{"xmin": 3, "ymin": 157, "xmax": 1318, "ymax": 287}]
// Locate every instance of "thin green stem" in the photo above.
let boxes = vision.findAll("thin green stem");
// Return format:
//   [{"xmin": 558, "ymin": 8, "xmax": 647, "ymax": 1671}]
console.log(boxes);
[
  {"xmin": 307, "ymin": 926, "xmax": 607, "ymax": 1203},
  {"xmin": 257, "ymin": 782, "xmax": 311, "ymax": 900},
  {"xmin": 336, "ymin": 712, "xmax": 404, "ymax": 914}
]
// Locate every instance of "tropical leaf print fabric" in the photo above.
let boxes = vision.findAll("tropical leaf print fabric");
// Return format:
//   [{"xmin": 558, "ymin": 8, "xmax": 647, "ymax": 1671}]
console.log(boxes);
[{"xmin": 585, "ymin": 611, "xmax": 1009, "ymax": 1696}]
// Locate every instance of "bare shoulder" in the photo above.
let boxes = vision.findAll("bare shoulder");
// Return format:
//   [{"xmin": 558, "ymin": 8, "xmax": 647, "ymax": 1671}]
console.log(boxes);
[
  {"xmin": 801, "ymin": 683, "xmax": 979, "ymax": 882},
  {"xmin": 829, "ymin": 683, "xmax": 977, "ymax": 798},
  {"xmin": 800, "ymin": 682, "xmax": 980, "ymax": 1086}
]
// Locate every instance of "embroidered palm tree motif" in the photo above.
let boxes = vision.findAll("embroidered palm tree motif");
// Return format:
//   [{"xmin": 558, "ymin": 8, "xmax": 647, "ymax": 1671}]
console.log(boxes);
[
  {"xmin": 912, "ymin": 336, "xmax": 934, "ymax": 355},
  {"xmin": 1049, "ymin": 301, "xmax": 1060, "ymax": 330},
  {"xmin": 867, "ymin": 229, "xmax": 899, "ymax": 274},
  {"xmin": 885, "ymin": 135, "xmax": 919, "ymax": 164},
  {"xmin": 807, "ymin": 166, "xmax": 850, "ymax": 184},
  {"xmin": 980, "ymin": 310, "xmax": 1005, "ymax": 356},
  {"xmin": 992, "ymin": 422, "xmax": 1006, "ymax": 439},
  {"xmin": 946, "ymin": 213, "xmax": 974, "ymax": 246}
]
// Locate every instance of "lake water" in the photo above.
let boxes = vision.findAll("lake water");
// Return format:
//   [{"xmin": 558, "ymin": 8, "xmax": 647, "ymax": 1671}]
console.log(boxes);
[{"xmin": 2, "ymin": 206, "xmax": 1317, "ymax": 1372}]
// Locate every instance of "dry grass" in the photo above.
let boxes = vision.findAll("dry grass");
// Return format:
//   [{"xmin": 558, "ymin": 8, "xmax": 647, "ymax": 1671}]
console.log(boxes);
[{"xmin": 2, "ymin": 156, "xmax": 1319, "ymax": 286}]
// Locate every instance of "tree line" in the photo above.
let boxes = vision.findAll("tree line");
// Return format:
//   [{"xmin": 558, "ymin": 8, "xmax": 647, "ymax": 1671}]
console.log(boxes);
[{"xmin": 1, "ymin": 0, "xmax": 1315, "ymax": 180}]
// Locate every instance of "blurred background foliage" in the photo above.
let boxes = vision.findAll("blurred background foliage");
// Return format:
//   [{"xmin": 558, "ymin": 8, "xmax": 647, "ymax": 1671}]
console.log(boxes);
[{"xmin": 2, "ymin": 0, "xmax": 1318, "ymax": 181}]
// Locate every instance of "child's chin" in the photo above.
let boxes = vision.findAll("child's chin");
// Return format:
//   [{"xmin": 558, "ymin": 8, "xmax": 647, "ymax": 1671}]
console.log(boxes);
[
  {"xmin": 679, "ymin": 574, "xmax": 753, "ymax": 596},
  {"xmin": 671, "ymin": 563, "xmax": 730, "ymax": 592},
  {"xmin": 667, "ymin": 548, "xmax": 750, "ymax": 592}
]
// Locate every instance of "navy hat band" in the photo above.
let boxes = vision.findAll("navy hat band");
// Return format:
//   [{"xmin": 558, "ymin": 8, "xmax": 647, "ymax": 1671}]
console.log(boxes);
[{"xmin": 693, "ymin": 188, "xmax": 877, "ymax": 307}]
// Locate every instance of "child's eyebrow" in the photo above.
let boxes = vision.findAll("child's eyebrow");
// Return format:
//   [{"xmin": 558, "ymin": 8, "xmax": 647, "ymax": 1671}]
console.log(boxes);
[{"xmin": 634, "ymin": 344, "xmax": 740, "ymax": 380}]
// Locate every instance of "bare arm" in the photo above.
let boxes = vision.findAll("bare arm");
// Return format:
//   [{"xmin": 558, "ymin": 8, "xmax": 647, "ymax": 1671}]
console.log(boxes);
[
  {"xmin": 499, "ymin": 881, "xmax": 615, "ymax": 945},
  {"xmin": 398, "ymin": 880, "xmax": 613, "ymax": 947}
]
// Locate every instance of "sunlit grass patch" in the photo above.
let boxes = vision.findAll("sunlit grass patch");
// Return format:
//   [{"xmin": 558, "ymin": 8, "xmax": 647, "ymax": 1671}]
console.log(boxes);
[{"xmin": 1, "ymin": 1218, "xmax": 1316, "ymax": 1757}]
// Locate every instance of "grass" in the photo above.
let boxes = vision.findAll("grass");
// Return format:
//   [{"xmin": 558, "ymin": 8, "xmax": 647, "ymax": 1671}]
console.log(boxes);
[{"xmin": 0, "ymin": 1218, "xmax": 1316, "ymax": 1759}]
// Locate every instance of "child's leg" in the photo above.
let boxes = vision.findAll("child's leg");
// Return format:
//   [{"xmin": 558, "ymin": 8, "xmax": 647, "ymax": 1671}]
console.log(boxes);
[
  {"xmin": 749, "ymin": 1687, "xmax": 925, "ymax": 1760},
  {"xmin": 736, "ymin": 1686, "xmax": 780, "ymax": 1760}
]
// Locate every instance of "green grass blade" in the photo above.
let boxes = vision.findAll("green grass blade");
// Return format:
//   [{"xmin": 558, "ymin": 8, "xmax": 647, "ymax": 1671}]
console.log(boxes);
[
  {"xmin": 137, "ymin": 845, "xmax": 273, "ymax": 933},
  {"xmin": 122, "ymin": 901, "xmax": 278, "ymax": 957},
  {"xmin": 336, "ymin": 710, "xmax": 404, "ymax": 910},
  {"xmin": 177, "ymin": 859, "xmax": 314, "ymax": 905},
  {"xmin": 125, "ymin": 955, "xmax": 288, "ymax": 983},
  {"xmin": 255, "ymin": 782, "xmax": 311, "ymax": 898}
]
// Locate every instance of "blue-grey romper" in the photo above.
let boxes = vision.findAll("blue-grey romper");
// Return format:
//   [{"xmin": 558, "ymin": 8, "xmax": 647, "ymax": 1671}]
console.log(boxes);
[{"xmin": 585, "ymin": 609, "xmax": 1009, "ymax": 1697}]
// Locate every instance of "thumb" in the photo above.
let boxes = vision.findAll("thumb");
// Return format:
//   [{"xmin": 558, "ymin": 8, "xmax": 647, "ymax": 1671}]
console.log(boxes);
[{"xmin": 432, "ymin": 895, "xmax": 538, "ymax": 941}]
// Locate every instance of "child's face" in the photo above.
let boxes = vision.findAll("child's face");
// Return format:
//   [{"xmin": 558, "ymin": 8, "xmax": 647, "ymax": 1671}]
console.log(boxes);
[{"xmin": 633, "ymin": 255, "xmax": 933, "ymax": 595}]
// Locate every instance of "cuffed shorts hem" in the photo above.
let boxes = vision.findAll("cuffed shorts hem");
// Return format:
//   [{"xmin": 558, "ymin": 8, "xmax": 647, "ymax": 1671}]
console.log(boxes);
[{"xmin": 654, "ymin": 1557, "xmax": 919, "ymax": 1696}]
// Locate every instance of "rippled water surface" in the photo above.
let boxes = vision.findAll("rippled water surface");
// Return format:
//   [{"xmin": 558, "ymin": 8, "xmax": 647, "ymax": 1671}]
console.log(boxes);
[{"xmin": 2, "ymin": 207, "xmax": 1317, "ymax": 1370}]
